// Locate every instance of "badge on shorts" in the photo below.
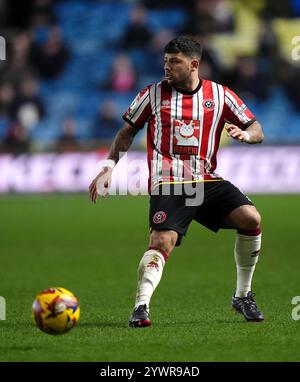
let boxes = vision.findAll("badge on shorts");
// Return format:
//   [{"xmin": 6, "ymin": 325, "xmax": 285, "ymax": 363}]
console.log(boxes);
[{"xmin": 153, "ymin": 211, "xmax": 167, "ymax": 224}]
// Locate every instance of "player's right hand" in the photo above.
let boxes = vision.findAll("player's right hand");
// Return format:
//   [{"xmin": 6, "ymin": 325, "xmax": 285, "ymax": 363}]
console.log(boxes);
[
  {"xmin": 89, "ymin": 167, "xmax": 113, "ymax": 203},
  {"xmin": 225, "ymin": 124, "xmax": 248, "ymax": 142}
]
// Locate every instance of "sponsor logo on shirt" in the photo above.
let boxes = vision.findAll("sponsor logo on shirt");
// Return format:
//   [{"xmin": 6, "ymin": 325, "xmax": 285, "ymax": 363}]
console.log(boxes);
[
  {"xmin": 173, "ymin": 119, "xmax": 200, "ymax": 155},
  {"xmin": 161, "ymin": 99, "xmax": 171, "ymax": 109},
  {"xmin": 237, "ymin": 104, "xmax": 247, "ymax": 114}
]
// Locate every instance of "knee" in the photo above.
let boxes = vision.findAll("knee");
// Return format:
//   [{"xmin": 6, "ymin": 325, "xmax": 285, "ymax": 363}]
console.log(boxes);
[
  {"xmin": 243, "ymin": 210, "xmax": 261, "ymax": 230},
  {"xmin": 149, "ymin": 230, "xmax": 177, "ymax": 255}
]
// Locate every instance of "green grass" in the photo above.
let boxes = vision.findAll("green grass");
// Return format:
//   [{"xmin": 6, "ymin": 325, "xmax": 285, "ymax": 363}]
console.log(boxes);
[{"xmin": 0, "ymin": 194, "xmax": 299, "ymax": 361}]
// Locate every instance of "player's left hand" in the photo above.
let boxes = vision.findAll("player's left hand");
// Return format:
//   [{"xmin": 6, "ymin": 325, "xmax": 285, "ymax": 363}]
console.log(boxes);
[{"xmin": 225, "ymin": 124, "xmax": 249, "ymax": 142}]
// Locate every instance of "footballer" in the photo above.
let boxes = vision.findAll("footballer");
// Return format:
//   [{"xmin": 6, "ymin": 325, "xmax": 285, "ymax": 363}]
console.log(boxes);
[{"xmin": 89, "ymin": 36, "xmax": 265, "ymax": 327}]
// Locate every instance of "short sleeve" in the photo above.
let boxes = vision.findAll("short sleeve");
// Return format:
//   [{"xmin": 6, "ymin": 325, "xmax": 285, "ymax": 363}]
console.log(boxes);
[
  {"xmin": 122, "ymin": 86, "xmax": 152, "ymax": 129},
  {"xmin": 224, "ymin": 87, "xmax": 256, "ymax": 130}
]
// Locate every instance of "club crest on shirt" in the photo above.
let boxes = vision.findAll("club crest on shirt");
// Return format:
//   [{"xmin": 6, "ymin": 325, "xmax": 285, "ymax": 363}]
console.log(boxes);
[
  {"xmin": 202, "ymin": 99, "xmax": 215, "ymax": 110},
  {"xmin": 153, "ymin": 211, "xmax": 167, "ymax": 224},
  {"xmin": 173, "ymin": 119, "xmax": 200, "ymax": 155}
]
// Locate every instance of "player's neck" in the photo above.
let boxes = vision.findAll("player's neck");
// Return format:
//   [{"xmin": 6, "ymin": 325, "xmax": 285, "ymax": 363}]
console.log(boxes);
[{"xmin": 174, "ymin": 77, "xmax": 202, "ymax": 95}]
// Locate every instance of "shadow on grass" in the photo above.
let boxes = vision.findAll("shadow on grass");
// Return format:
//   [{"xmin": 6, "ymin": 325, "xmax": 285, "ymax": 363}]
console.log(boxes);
[
  {"xmin": 213, "ymin": 319, "xmax": 252, "ymax": 324},
  {"xmin": 0, "ymin": 345, "xmax": 42, "ymax": 352},
  {"xmin": 0, "ymin": 322, "xmax": 34, "ymax": 330},
  {"xmin": 154, "ymin": 319, "xmax": 249, "ymax": 327},
  {"xmin": 1, "ymin": 320, "xmax": 130, "ymax": 331},
  {"xmin": 77, "ymin": 322, "xmax": 128, "ymax": 329},
  {"xmin": 77, "ymin": 318, "xmax": 252, "ymax": 329}
]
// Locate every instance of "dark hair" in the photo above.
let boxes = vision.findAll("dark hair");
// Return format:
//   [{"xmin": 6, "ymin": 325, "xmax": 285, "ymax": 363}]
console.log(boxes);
[{"xmin": 164, "ymin": 36, "xmax": 202, "ymax": 59}]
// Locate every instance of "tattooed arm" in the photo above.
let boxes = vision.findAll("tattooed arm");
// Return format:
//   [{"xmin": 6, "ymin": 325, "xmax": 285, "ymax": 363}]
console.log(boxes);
[
  {"xmin": 89, "ymin": 123, "xmax": 140, "ymax": 203},
  {"xmin": 107, "ymin": 123, "xmax": 140, "ymax": 163},
  {"xmin": 226, "ymin": 121, "xmax": 264, "ymax": 144}
]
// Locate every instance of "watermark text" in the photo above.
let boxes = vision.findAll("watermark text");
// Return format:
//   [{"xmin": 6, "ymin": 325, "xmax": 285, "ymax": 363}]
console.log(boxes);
[
  {"xmin": 291, "ymin": 296, "xmax": 300, "ymax": 320},
  {"xmin": 0, "ymin": 296, "xmax": 6, "ymax": 320}
]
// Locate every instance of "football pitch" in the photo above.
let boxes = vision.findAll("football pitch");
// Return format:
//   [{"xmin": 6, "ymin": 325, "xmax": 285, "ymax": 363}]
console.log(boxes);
[{"xmin": 0, "ymin": 194, "xmax": 299, "ymax": 362}]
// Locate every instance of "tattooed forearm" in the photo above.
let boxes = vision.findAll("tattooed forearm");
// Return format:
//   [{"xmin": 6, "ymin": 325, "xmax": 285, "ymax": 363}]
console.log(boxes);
[
  {"xmin": 107, "ymin": 123, "xmax": 139, "ymax": 163},
  {"xmin": 245, "ymin": 121, "xmax": 264, "ymax": 144}
]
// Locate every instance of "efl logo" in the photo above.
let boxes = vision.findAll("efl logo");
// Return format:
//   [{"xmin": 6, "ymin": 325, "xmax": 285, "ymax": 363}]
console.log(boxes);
[
  {"xmin": 291, "ymin": 296, "xmax": 300, "ymax": 320},
  {"xmin": 0, "ymin": 296, "xmax": 6, "ymax": 320},
  {"xmin": 291, "ymin": 36, "xmax": 300, "ymax": 61}
]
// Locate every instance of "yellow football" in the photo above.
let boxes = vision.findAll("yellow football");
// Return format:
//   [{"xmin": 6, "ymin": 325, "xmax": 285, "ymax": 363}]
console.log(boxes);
[{"xmin": 32, "ymin": 287, "xmax": 80, "ymax": 335}]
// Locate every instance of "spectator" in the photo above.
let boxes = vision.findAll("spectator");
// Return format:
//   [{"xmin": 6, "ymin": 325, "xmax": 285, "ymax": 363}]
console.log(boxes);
[
  {"xmin": 11, "ymin": 77, "xmax": 45, "ymax": 131},
  {"xmin": 56, "ymin": 117, "xmax": 80, "ymax": 152},
  {"xmin": 182, "ymin": 0, "xmax": 235, "ymax": 36},
  {"xmin": 283, "ymin": 65, "xmax": 300, "ymax": 112},
  {"xmin": 3, "ymin": 121, "xmax": 30, "ymax": 154},
  {"xmin": 212, "ymin": 0, "xmax": 235, "ymax": 33},
  {"xmin": 149, "ymin": 29, "xmax": 175, "ymax": 75},
  {"xmin": 181, "ymin": 0, "xmax": 215, "ymax": 36},
  {"xmin": 0, "ymin": 32, "xmax": 34, "ymax": 85},
  {"xmin": 122, "ymin": 5, "xmax": 151, "ymax": 49},
  {"xmin": 93, "ymin": 101, "xmax": 120, "ymax": 139},
  {"xmin": 105, "ymin": 54, "xmax": 137, "ymax": 92},
  {"xmin": 256, "ymin": 18, "xmax": 281, "ymax": 93},
  {"xmin": 258, "ymin": 18, "xmax": 280, "ymax": 61},
  {"xmin": 223, "ymin": 55, "xmax": 271, "ymax": 102},
  {"xmin": 30, "ymin": 27, "xmax": 69, "ymax": 78},
  {"xmin": 31, "ymin": 0, "xmax": 56, "ymax": 25},
  {"xmin": 0, "ymin": 82, "xmax": 16, "ymax": 119},
  {"xmin": 197, "ymin": 33, "xmax": 222, "ymax": 82}
]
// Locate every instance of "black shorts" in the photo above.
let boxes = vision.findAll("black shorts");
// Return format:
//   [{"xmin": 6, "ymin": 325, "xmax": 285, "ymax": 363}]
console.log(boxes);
[{"xmin": 149, "ymin": 180, "xmax": 254, "ymax": 246}]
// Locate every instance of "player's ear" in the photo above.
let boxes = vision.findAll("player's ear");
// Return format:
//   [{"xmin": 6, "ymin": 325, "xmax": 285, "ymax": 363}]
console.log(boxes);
[{"xmin": 191, "ymin": 58, "xmax": 200, "ymax": 72}]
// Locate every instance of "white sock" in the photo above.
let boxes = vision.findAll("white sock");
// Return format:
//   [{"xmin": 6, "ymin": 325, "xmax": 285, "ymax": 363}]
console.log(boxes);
[
  {"xmin": 134, "ymin": 248, "xmax": 166, "ymax": 310},
  {"xmin": 234, "ymin": 232, "xmax": 262, "ymax": 298}
]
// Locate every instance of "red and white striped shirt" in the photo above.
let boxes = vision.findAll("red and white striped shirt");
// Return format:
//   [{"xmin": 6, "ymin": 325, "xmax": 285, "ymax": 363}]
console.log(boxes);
[{"xmin": 123, "ymin": 79, "xmax": 256, "ymax": 189}]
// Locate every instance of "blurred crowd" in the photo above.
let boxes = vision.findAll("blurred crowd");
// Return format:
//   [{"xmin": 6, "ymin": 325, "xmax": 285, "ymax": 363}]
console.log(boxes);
[{"xmin": 0, "ymin": 0, "xmax": 300, "ymax": 154}]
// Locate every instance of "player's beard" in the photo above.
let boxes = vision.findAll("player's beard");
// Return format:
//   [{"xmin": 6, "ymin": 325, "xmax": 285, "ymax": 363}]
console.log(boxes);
[{"xmin": 166, "ymin": 71, "xmax": 193, "ymax": 90}]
